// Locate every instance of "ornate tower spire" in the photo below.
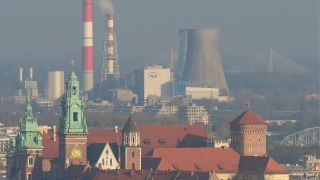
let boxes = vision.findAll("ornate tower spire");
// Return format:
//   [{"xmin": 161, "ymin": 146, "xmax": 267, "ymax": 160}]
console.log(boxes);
[
  {"xmin": 16, "ymin": 102, "xmax": 43, "ymax": 149},
  {"xmin": 60, "ymin": 68, "xmax": 88, "ymax": 133},
  {"xmin": 59, "ymin": 69, "xmax": 88, "ymax": 173},
  {"xmin": 13, "ymin": 102, "xmax": 43, "ymax": 180}
]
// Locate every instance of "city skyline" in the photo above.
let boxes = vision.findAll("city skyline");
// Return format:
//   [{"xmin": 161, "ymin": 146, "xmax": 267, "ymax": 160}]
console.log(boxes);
[{"xmin": 0, "ymin": 0, "xmax": 318, "ymax": 73}]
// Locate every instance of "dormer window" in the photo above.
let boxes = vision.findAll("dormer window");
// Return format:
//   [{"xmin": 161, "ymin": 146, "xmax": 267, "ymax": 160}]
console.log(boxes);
[
  {"xmin": 143, "ymin": 139, "xmax": 151, "ymax": 144},
  {"xmin": 159, "ymin": 138, "xmax": 166, "ymax": 145}
]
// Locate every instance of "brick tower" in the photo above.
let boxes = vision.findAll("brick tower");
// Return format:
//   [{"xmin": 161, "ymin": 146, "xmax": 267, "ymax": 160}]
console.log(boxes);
[
  {"xmin": 230, "ymin": 109, "xmax": 268, "ymax": 156},
  {"xmin": 59, "ymin": 70, "xmax": 88, "ymax": 173},
  {"xmin": 121, "ymin": 115, "xmax": 141, "ymax": 170},
  {"xmin": 14, "ymin": 102, "xmax": 44, "ymax": 180}
]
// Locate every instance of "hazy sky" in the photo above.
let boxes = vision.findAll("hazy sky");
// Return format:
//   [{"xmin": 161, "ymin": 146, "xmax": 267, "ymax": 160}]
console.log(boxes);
[{"xmin": 0, "ymin": 0, "xmax": 318, "ymax": 73}]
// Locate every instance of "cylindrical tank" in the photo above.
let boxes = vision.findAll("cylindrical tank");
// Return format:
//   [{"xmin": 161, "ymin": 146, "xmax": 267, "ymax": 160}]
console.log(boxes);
[
  {"xmin": 46, "ymin": 71, "xmax": 64, "ymax": 100},
  {"xmin": 181, "ymin": 28, "xmax": 229, "ymax": 93}
]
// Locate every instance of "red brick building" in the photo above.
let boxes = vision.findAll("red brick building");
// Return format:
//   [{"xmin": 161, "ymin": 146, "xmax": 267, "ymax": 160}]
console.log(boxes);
[{"xmin": 230, "ymin": 109, "xmax": 268, "ymax": 156}]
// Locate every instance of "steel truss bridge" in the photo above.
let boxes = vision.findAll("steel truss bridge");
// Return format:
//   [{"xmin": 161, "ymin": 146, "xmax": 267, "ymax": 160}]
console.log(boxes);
[{"xmin": 281, "ymin": 127, "xmax": 320, "ymax": 146}]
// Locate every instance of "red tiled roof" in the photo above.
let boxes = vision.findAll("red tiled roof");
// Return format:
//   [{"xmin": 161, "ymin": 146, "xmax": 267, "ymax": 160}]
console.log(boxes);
[
  {"xmin": 230, "ymin": 110, "xmax": 267, "ymax": 125},
  {"xmin": 148, "ymin": 147, "xmax": 240, "ymax": 173},
  {"xmin": 265, "ymin": 157, "xmax": 288, "ymax": 174},
  {"xmin": 40, "ymin": 131, "xmax": 59, "ymax": 159},
  {"xmin": 238, "ymin": 156, "xmax": 287, "ymax": 174},
  {"xmin": 88, "ymin": 124, "xmax": 207, "ymax": 155},
  {"xmin": 88, "ymin": 129, "xmax": 122, "ymax": 144},
  {"xmin": 142, "ymin": 157, "xmax": 175, "ymax": 171},
  {"xmin": 41, "ymin": 124, "xmax": 207, "ymax": 159},
  {"xmin": 83, "ymin": 168, "xmax": 213, "ymax": 180},
  {"xmin": 139, "ymin": 124, "xmax": 206, "ymax": 155}
]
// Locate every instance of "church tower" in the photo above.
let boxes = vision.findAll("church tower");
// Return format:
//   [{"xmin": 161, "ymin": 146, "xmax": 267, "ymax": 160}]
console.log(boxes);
[
  {"xmin": 15, "ymin": 102, "xmax": 43, "ymax": 180},
  {"xmin": 230, "ymin": 109, "xmax": 268, "ymax": 156},
  {"xmin": 59, "ymin": 71, "xmax": 88, "ymax": 172},
  {"xmin": 121, "ymin": 115, "xmax": 141, "ymax": 170}
]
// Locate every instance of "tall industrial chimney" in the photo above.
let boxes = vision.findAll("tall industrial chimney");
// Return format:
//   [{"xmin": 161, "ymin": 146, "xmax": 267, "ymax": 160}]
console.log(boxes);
[
  {"xmin": 82, "ymin": 0, "xmax": 94, "ymax": 91},
  {"xmin": 29, "ymin": 67, "xmax": 33, "ymax": 80},
  {"xmin": 19, "ymin": 67, "xmax": 23, "ymax": 82},
  {"xmin": 181, "ymin": 28, "xmax": 229, "ymax": 93},
  {"xmin": 100, "ymin": 14, "xmax": 119, "ymax": 82}
]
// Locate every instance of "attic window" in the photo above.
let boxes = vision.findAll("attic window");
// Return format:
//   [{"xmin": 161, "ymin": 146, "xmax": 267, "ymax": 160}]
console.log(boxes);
[
  {"xmin": 143, "ymin": 139, "xmax": 151, "ymax": 144},
  {"xmin": 159, "ymin": 138, "xmax": 166, "ymax": 144}
]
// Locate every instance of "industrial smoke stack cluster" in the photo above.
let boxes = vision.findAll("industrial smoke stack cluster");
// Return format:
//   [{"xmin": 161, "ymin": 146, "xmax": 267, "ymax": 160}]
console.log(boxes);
[
  {"xmin": 82, "ymin": 0, "xmax": 118, "ymax": 91},
  {"xmin": 180, "ymin": 28, "xmax": 229, "ymax": 93},
  {"xmin": 82, "ymin": 0, "xmax": 94, "ymax": 91}
]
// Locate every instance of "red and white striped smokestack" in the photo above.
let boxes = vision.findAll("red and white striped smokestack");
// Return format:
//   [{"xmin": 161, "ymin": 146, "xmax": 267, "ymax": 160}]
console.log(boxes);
[
  {"xmin": 82, "ymin": 0, "xmax": 94, "ymax": 91},
  {"xmin": 107, "ymin": 14, "xmax": 115, "ymax": 74},
  {"xmin": 107, "ymin": 14, "xmax": 114, "ymax": 33}
]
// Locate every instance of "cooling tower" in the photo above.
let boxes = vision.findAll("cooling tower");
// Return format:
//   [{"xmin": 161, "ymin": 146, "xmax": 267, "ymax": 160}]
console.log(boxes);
[
  {"xmin": 181, "ymin": 28, "xmax": 229, "ymax": 93},
  {"xmin": 175, "ymin": 29, "xmax": 188, "ymax": 80},
  {"xmin": 46, "ymin": 71, "xmax": 64, "ymax": 100}
]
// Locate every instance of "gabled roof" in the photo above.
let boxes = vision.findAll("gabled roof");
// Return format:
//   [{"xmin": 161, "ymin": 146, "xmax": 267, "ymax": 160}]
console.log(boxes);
[
  {"xmin": 238, "ymin": 156, "xmax": 288, "ymax": 174},
  {"xmin": 88, "ymin": 124, "xmax": 207, "ymax": 156},
  {"xmin": 40, "ymin": 124, "xmax": 207, "ymax": 159},
  {"xmin": 230, "ymin": 110, "xmax": 267, "ymax": 125},
  {"xmin": 87, "ymin": 144, "xmax": 106, "ymax": 166},
  {"xmin": 88, "ymin": 129, "xmax": 122, "ymax": 144},
  {"xmin": 122, "ymin": 115, "xmax": 138, "ymax": 133},
  {"xmin": 148, "ymin": 147, "xmax": 240, "ymax": 173},
  {"xmin": 139, "ymin": 124, "xmax": 207, "ymax": 155}
]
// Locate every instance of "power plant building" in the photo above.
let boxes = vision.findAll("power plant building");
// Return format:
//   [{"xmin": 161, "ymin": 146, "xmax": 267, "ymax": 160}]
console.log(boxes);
[
  {"xmin": 46, "ymin": 71, "xmax": 64, "ymax": 100},
  {"xmin": 127, "ymin": 65, "xmax": 172, "ymax": 104},
  {"xmin": 18, "ymin": 67, "xmax": 39, "ymax": 99},
  {"xmin": 184, "ymin": 86, "xmax": 233, "ymax": 102},
  {"xmin": 179, "ymin": 28, "xmax": 229, "ymax": 93}
]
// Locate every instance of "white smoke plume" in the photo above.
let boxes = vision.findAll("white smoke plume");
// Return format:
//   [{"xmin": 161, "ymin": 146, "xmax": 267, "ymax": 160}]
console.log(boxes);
[{"xmin": 99, "ymin": 0, "xmax": 114, "ymax": 15}]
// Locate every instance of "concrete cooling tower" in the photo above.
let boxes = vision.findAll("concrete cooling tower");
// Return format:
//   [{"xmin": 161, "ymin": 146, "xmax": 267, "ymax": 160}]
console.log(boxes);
[{"xmin": 181, "ymin": 28, "xmax": 229, "ymax": 93}]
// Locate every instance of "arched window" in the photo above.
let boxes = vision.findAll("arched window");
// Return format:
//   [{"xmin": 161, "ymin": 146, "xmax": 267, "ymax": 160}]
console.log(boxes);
[
  {"xmin": 110, "ymin": 158, "xmax": 113, "ymax": 166},
  {"xmin": 132, "ymin": 163, "xmax": 135, "ymax": 170},
  {"xmin": 132, "ymin": 152, "xmax": 135, "ymax": 158},
  {"xmin": 102, "ymin": 159, "xmax": 105, "ymax": 165},
  {"xmin": 132, "ymin": 137, "xmax": 135, "ymax": 144}
]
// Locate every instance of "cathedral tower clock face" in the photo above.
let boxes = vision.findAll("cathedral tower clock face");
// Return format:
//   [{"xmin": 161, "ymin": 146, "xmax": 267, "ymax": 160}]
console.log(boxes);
[{"xmin": 71, "ymin": 146, "xmax": 82, "ymax": 158}]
